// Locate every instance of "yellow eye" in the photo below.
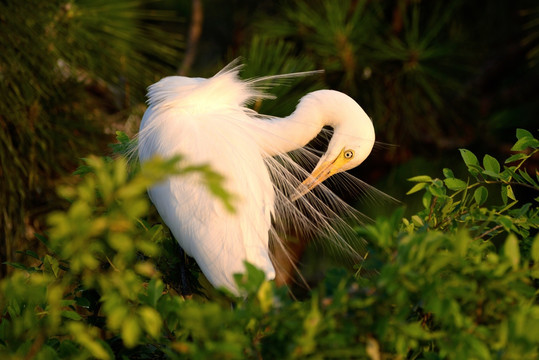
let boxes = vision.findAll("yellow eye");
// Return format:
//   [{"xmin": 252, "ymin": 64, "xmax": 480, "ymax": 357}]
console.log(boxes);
[{"xmin": 343, "ymin": 150, "xmax": 354, "ymax": 159}]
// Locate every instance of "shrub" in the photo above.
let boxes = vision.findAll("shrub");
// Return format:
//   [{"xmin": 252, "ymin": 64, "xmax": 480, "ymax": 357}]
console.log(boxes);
[
  {"xmin": 0, "ymin": 0, "xmax": 182, "ymax": 275},
  {"xmin": 0, "ymin": 129, "xmax": 538, "ymax": 359}
]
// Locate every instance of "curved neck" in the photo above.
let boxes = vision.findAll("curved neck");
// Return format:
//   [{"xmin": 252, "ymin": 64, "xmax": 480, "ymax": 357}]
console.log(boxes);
[
  {"xmin": 254, "ymin": 90, "xmax": 368, "ymax": 157},
  {"xmin": 255, "ymin": 104, "xmax": 324, "ymax": 156}
]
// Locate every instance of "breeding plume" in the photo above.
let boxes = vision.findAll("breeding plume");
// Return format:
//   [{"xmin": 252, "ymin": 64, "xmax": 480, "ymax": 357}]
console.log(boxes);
[{"xmin": 137, "ymin": 62, "xmax": 379, "ymax": 294}]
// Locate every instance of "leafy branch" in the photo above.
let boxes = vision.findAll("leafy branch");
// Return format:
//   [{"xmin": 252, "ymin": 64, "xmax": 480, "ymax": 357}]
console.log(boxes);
[{"xmin": 405, "ymin": 129, "xmax": 539, "ymax": 241}]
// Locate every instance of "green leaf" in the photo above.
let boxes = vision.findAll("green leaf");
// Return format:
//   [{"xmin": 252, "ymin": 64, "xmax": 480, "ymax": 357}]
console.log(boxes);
[
  {"xmin": 234, "ymin": 262, "xmax": 267, "ymax": 294},
  {"xmin": 442, "ymin": 168, "xmax": 454, "ymax": 178},
  {"xmin": 501, "ymin": 185, "xmax": 507, "ymax": 204},
  {"xmin": 443, "ymin": 178, "xmax": 467, "ymax": 191},
  {"xmin": 518, "ymin": 169, "xmax": 538, "ymax": 186},
  {"xmin": 411, "ymin": 215, "xmax": 424, "ymax": 227},
  {"xmin": 407, "ymin": 182, "xmax": 427, "ymax": 195},
  {"xmin": 511, "ymin": 137, "xmax": 539, "ymax": 151},
  {"xmin": 467, "ymin": 337, "xmax": 491, "ymax": 360},
  {"xmin": 121, "ymin": 316, "xmax": 141, "ymax": 348},
  {"xmin": 505, "ymin": 153, "xmax": 528, "ymax": 164},
  {"xmin": 75, "ymin": 296, "xmax": 91, "ymax": 308},
  {"xmin": 531, "ymin": 234, "xmax": 539, "ymax": 263},
  {"xmin": 498, "ymin": 216, "xmax": 515, "ymax": 232},
  {"xmin": 422, "ymin": 191, "xmax": 432, "ymax": 208},
  {"xmin": 499, "ymin": 168, "xmax": 513, "ymax": 181},
  {"xmin": 432, "ymin": 179, "xmax": 444, "ymax": 187},
  {"xmin": 506, "ymin": 185, "xmax": 516, "ymax": 201},
  {"xmin": 62, "ymin": 310, "xmax": 83, "ymax": 321},
  {"xmin": 43, "ymin": 254, "xmax": 60, "ymax": 278},
  {"xmin": 399, "ymin": 322, "xmax": 430, "ymax": 339},
  {"xmin": 106, "ymin": 303, "xmax": 128, "ymax": 331},
  {"xmin": 474, "ymin": 186, "xmax": 488, "ymax": 206},
  {"xmin": 145, "ymin": 278, "xmax": 164, "ymax": 308},
  {"xmin": 408, "ymin": 175, "xmax": 433, "ymax": 182},
  {"xmin": 511, "ymin": 203, "xmax": 531, "ymax": 218},
  {"xmin": 459, "ymin": 149, "xmax": 479, "ymax": 167},
  {"xmin": 516, "ymin": 128, "xmax": 533, "ymax": 139},
  {"xmin": 443, "ymin": 197, "xmax": 457, "ymax": 216},
  {"xmin": 428, "ymin": 184, "xmax": 446, "ymax": 198},
  {"xmin": 17, "ymin": 249, "xmax": 40, "ymax": 260},
  {"xmin": 455, "ymin": 229, "xmax": 470, "ymax": 257},
  {"xmin": 68, "ymin": 322, "xmax": 111, "ymax": 360},
  {"xmin": 257, "ymin": 281, "xmax": 274, "ymax": 313},
  {"xmin": 115, "ymin": 131, "xmax": 130, "ymax": 144},
  {"xmin": 73, "ymin": 158, "xmax": 95, "ymax": 176},
  {"xmin": 503, "ymin": 234, "xmax": 520, "ymax": 270},
  {"xmin": 483, "ymin": 154, "xmax": 500, "ymax": 174},
  {"xmin": 482, "ymin": 170, "xmax": 500, "ymax": 179},
  {"xmin": 139, "ymin": 306, "xmax": 162, "ymax": 338},
  {"xmin": 468, "ymin": 167, "xmax": 481, "ymax": 177}
]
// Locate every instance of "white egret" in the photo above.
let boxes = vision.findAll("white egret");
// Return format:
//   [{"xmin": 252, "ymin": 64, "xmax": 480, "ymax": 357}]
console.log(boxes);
[{"xmin": 137, "ymin": 62, "xmax": 383, "ymax": 295}]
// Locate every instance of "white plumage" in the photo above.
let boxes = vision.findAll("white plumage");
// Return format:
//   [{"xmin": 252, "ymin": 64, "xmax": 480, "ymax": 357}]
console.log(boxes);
[{"xmin": 137, "ymin": 63, "xmax": 378, "ymax": 294}]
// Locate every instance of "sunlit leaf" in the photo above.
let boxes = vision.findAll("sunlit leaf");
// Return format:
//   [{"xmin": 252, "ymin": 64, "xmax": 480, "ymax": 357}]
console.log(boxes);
[
  {"xmin": 428, "ymin": 184, "xmax": 447, "ymax": 197},
  {"xmin": 501, "ymin": 185, "xmax": 508, "ymax": 205},
  {"xmin": 474, "ymin": 186, "xmax": 488, "ymax": 206},
  {"xmin": 516, "ymin": 128, "xmax": 533, "ymax": 140},
  {"xmin": 121, "ymin": 315, "xmax": 141, "ymax": 348},
  {"xmin": 444, "ymin": 178, "xmax": 467, "ymax": 191},
  {"xmin": 506, "ymin": 185, "xmax": 516, "ymax": 201},
  {"xmin": 443, "ymin": 168, "xmax": 454, "ymax": 178},
  {"xmin": 483, "ymin": 154, "xmax": 500, "ymax": 174},
  {"xmin": 408, "ymin": 175, "xmax": 433, "ymax": 182},
  {"xmin": 459, "ymin": 149, "xmax": 479, "ymax": 167},
  {"xmin": 503, "ymin": 234, "xmax": 520, "ymax": 270},
  {"xmin": 422, "ymin": 191, "xmax": 432, "ymax": 208},
  {"xmin": 407, "ymin": 182, "xmax": 428, "ymax": 195},
  {"xmin": 411, "ymin": 215, "xmax": 424, "ymax": 227},
  {"xmin": 139, "ymin": 306, "xmax": 162, "ymax": 338},
  {"xmin": 531, "ymin": 234, "xmax": 539, "ymax": 263},
  {"xmin": 482, "ymin": 170, "xmax": 500, "ymax": 179},
  {"xmin": 519, "ymin": 169, "xmax": 538, "ymax": 186},
  {"xmin": 511, "ymin": 136, "xmax": 539, "ymax": 151},
  {"xmin": 68, "ymin": 322, "xmax": 111, "ymax": 360},
  {"xmin": 505, "ymin": 153, "xmax": 528, "ymax": 164}
]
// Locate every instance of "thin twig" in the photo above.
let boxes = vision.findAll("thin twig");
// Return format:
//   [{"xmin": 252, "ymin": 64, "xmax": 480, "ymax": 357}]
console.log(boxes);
[
  {"xmin": 427, "ymin": 196, "xmax": 437, "ymax": 227},
  {"xmin": 474, "ymin": 224, "xmax": 503, "ymax": 240},
  {"xmin": 178, "ymin": 0, "xmax": 203, "ymax": 76}
]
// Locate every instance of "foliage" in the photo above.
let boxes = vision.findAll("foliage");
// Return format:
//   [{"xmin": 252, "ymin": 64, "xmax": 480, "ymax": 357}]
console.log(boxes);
[
  {"xmin": 1, "ymin": 129, "xmax": 538, "ymax": 359},
  {"xmin": 248, "ymin": 0, "xmax": 473, "ymax": 147},
  {"xmin": 238, "ymin": 36, "xmax": 323, "ymax": 117},
  {"xmin": 3, "ymin": 0, "xmax": 537, "ymax": 275},
  {"xmin": 405, "ymin": 128, "xmax": 539, "ymax": 244},
  {"xmin": 0, "ymin": 0, "xmax": 182, "ymax": 275},
  {"xmin": 2, "ymin": 0, "xmax": 539, "ymax": 358}
]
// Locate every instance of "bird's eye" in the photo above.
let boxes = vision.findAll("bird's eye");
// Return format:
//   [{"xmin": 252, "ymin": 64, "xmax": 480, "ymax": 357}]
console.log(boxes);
[{"xmin": 344, "ymin": 150, "xmax": 354, "ymax": 159}]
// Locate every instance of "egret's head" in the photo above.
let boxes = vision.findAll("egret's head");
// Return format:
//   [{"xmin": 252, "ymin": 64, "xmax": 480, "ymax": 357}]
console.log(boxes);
[{"xmin": 292, "ymin": 91, "xmax": 375, "ymax": 201}]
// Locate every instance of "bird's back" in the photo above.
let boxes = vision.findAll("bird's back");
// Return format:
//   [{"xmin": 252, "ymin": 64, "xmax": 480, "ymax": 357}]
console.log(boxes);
[{"xmin": 138, "ymin": 69, "xmax": 276, "ymax": 293}]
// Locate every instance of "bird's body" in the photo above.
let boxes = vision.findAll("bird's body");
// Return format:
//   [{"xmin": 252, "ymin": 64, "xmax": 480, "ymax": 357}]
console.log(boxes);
[{"xmin": 138, "ymin": 63, "xmax": 377, "ymax": 294}]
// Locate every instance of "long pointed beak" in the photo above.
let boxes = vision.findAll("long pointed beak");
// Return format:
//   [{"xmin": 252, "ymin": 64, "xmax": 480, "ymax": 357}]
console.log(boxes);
[{"xmin": 291, "ymin": 158, "xmax": 341, "ymax": 201}]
